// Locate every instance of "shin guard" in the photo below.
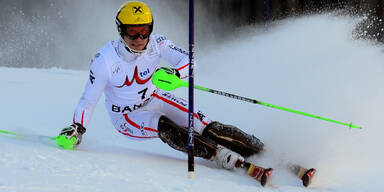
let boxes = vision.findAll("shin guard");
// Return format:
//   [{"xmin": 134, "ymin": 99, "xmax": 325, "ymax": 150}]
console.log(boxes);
[
  {"xmin": 202, "ymin": 122, "xmax": 264, "ymax": 157},
  {"xmin": 157, "ymin": 116, "xmax": 217, "ymax": 159}
]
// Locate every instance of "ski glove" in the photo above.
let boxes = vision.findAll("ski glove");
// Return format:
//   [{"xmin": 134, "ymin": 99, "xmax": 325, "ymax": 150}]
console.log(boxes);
[
  {"xmin": 157, "ymin": 67, "xmax": 181, "ymax": 78},
  {"xmin": 59, "ymin": 123, "xmax": 86, "ymax": 145}
]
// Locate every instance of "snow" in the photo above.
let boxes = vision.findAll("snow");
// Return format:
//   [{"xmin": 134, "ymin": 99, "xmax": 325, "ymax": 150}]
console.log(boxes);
[{"xmin": 1, "ymin": 14, "xmax": 384, "ymax": 192}]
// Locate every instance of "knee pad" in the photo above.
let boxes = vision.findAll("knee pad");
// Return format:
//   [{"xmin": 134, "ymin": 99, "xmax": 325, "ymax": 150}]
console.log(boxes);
[{"xmin": 202, "ymin": 121, "xmax": 264, "ymax": 157}]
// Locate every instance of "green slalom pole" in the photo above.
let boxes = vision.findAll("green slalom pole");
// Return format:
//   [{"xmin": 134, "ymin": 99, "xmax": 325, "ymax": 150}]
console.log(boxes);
[
  {"xmin": 0, "ymin": 129, "xmax": 78, "ymax": 150},
  {"xmin": 152, "ymin": 69, "xmax": 362, "ymax": 129}
]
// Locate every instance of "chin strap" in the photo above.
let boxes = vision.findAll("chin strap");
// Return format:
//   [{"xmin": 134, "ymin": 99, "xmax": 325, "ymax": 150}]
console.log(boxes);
[{"xmin": 120, "ymin": 37, "xmax": 150, "ymax": 56}]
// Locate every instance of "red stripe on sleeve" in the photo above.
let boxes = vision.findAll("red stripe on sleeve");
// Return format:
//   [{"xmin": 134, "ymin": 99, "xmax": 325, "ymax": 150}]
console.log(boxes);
[
  {"xmin": 81, "ymin": 110, "xmax": 85, "ymax": 126},
  {"xmin": 177, "ymin": 63, "xmax": 189, "ymax": 71}
]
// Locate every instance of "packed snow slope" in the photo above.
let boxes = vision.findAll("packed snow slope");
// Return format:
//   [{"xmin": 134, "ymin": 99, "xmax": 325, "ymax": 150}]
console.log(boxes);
[{"xmin": 1, "ymin": 14, "xmax": 384, "ymax": 192}]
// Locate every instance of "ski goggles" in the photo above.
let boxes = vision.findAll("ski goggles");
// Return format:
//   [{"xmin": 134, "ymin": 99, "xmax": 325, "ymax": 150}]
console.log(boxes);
[{"xmin": 124, "ymin": 25, "xmax": 150, "ymax": 40}]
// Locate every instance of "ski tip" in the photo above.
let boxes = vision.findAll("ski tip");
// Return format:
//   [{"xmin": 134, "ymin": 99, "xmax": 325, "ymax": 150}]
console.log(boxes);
[
  {"xmin": 261, "ymin": 168, "xmax": 273, "ymax": 187},
  {"xmin": 301, "ymin": 168, "xmax": 316, "ymax": 187}
]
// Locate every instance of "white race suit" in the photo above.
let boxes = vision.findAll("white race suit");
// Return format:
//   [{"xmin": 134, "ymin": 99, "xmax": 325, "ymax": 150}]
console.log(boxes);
[{"xmin": 73, "ymin": 34, "xmax": 212, "ymax": 140}]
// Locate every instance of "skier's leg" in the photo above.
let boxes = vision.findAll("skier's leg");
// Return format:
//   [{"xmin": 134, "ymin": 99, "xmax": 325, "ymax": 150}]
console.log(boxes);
[
  {"xmin": 157, "ymin": 115, "xmax": 216, "ymax": 159},
  {"xmin": 152, "ymin": 90, "xmax": 263, "ymax": 157},
  {"xmin": 110, "ymin": 111, "xmax": 161, "ymax": 140},
  {"xmin": 151, "ymin": 90, "xmax": 250, "ymax": 168},
  {"xmin": 202, "ymin": 121, "xmax": 264, "ymax": 158},
  {"xmin": 151, "ymin": 90, "xmax": 211, "ymax": 134},
  {"xmin": 158, "ymin": 115, "xmax": 244, "ymax": 169}
]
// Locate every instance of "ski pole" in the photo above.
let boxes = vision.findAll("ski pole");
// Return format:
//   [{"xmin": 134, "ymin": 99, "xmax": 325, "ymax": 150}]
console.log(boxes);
[
  {"xmin": 152, "ymin": 70, "xmax": 362, "ymax": 130},
  {"xmin": 0, "ymin": 130, "xmax": 18, "ymax": 136},
  {"xmin": 0, "ymin": 129, "xmax": 78, "ymax": 149}
]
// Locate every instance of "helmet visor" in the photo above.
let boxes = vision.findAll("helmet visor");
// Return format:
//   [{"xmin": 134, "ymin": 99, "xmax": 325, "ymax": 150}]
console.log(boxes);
[{"xmin": 124, "ymin": 25, "xmax": 150, "ymax": 40}]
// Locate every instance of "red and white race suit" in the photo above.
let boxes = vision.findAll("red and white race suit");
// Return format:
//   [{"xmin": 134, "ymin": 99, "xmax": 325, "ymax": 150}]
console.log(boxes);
[{"xmin": 73, "ymin": 34, "xmax": 211, "ymax": 140}]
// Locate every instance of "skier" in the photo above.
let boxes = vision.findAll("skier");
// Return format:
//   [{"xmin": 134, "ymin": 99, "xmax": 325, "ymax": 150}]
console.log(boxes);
[{"xmin": 59, "ymin": 0, "xmax": 264, "ymax": 175}]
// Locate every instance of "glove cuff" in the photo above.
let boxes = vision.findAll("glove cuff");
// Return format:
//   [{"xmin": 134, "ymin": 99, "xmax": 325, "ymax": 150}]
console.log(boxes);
[
  {"xmin": 174, "ymin": 69, "xmax": 181, "ymax": 78},
  {"xmin": 73, "ymin": 123, "xmax": 86, "ymax": 135},
  {"xmin": 159, "ymin": 67, "xmax": 181, "ymax": 78}
]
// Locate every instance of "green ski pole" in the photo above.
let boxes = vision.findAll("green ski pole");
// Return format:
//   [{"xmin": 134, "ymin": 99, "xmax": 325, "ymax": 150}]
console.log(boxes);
[
  {"xmin": 0, "ymin": 130, "xmax": 18, "ymax": 136},
  {"xmin": 0, "ymin": 129, "xmax": 78, "ymax": 150},
  {"xmin": 152, "ymin": 69, "xmax": 362, "ymax": 129}
]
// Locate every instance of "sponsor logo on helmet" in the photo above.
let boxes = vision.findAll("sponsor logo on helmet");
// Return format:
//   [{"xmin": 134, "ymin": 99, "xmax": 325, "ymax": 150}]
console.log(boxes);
[{"xmin": 132, "ymin": 6, "xmax": 144, "ymax": 15}]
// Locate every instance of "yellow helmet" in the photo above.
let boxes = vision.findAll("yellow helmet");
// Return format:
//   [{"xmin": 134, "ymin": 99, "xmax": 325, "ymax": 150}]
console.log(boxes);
[{"xmin": 115, "ymin": 1, "xmax": 153, "ymax": 38}]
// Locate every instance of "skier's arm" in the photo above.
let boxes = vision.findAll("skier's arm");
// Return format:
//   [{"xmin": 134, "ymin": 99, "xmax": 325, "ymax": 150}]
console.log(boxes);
[
  {"xmin": 157, "ymin": 36, "xmax": 191, "ymax": 79},
  {"xmin": 72, "ymin": 54, "xmax": 109, "ymax": 128},
  {"xmin": 59, "ymin": 54, "xmax": 108, "ymax": 146}
]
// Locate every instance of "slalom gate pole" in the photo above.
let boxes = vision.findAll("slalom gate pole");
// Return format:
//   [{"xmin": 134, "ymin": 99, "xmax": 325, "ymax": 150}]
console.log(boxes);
[
  {"xmin": 265, "ymin": 0, "xmax": 271, "ymax": 25},
  {"xmin": 152, "ymin": 70, "xmax": 362, "ymax": 130},
  {"xmin": 188, "ymin": 0, "xmax": 195, "ymax": 179}
]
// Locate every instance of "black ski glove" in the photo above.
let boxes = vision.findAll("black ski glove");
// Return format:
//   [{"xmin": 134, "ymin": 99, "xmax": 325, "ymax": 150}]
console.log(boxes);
[
  {"xmin": 59, "ymin": 123, "xmax": 86, "ymax": 145},
  {"xmin": 157, "ymin": 67, "xmax": 181, "ymax": 78}
]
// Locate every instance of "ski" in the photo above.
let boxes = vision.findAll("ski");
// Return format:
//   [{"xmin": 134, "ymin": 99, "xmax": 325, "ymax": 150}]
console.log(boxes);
[
  {"xmin": 289, "ymin": 164, "xmax": 316, "ymax": 187},
  {"xmin": 236, "ymin": 161, "xmax": 273, "ymax": 187}
]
